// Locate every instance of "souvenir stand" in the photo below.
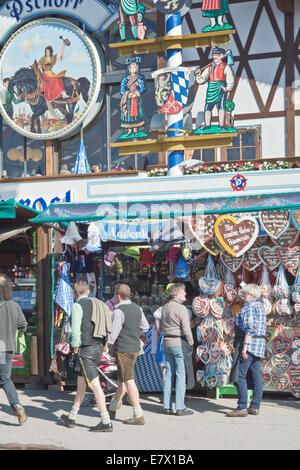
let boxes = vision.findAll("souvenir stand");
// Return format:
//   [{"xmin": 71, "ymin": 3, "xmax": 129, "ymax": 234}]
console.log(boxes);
[{"xmin": 31, "ymin": 197, "xmax": 300, "ymax": 399}]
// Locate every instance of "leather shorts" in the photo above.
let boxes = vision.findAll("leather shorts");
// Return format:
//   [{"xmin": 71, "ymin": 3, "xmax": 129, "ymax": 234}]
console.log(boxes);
[{"xmin": 77, "ymin": 343, "xmax": 104, "ymax": 386}]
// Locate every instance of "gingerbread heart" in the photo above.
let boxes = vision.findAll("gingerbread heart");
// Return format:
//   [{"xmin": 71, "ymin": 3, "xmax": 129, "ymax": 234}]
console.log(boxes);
[
  {"xmin": 201, "ymin": 236, "xmax": 222, "ymax": 256},
  {"xmin": 289, "ymin": 381, "xmax": 300, "ymax": 399},
  {"xmin": 243, "ymin": 247, "xmax": 262, "ymax": 272},
  {"xmin": 277, "ymin": 246, "xmax": 300, "ymax": 276},
  {"xmin": 223, "ymin": 319, "xmax": 235, "ymax": 336},
  {"xmin": 192, "ymin": 297, "xmax": 210, "ymax": 317},
  {"xmin": 265, "ymin": 328, "xmax": 274, "ymax": 345},
  {"xmin": 273, "ymin": 335, "xmax": 292, "ymax": 355},
  {"xmin": 209, "ymin": 346, "xmax": 222, "ymax": 363},
  {"xmin": 258, "ymin": 245, "xmax": 280, "ymax": 270},
  {"xmin": 262, "ymin": 298, "xmax": 272, "ymax": 316},
  {"xmin": 215, "ymin": 215, "xmax": 259, "ymax": 257},
  {"xmin": 259, "ymin": 210, "xmax": 290, "ymax": 239},
  {"xmin": 261, "ymin": 347, "xmax": 272, "ymax": 368},
  {"xmin": 271, "ymin": 354, "xmax": 290, "ymax": 373},
  {"xmin": 291, "ymin": 209, "xmax": 300, "ymax": 232},
  {"xmin": 288, "ymin": 366, "xmax": 300, "ymax": 382},
  {"xmin": 292, "ymin": 335, "xmax": 300, "ymax": 349},
  {"xmin": 205, "ymin": 373, "xmax": 218, "ymax": 389},
  {"xmin": 270, "ymin": 224, "xmax": 299, "ymax": 247},
  {"xmin": 271, "ymin": 373, "xmax": 290, "ymax": 391},
  {"xmin": 187, "ymin": 214, "xmax": 217, "ymax": 246},
  {"xmin": 261, "ymin": 371, "xmax": 272, "ymax": 387},
  {"xmin": 220, "ymin": 250, "xmax": 244, "ymax": 272},
  {"xmin": 196, "ymin": 370, "xmax": 205, "ymax": 387},
  {"xmin": 210, "ymin": 297, "xmax": 224, "ymax": 319},
  {"xmin": 291, "ymin": 350, "xmax": 300, "ymax": 366},
  {"xmin": 197, "ymin": 345, "xmax": 210, "ymax": 364},
  {"xmin": 224, "ymin": 284, "xmax": 237, "ymax": 305}
]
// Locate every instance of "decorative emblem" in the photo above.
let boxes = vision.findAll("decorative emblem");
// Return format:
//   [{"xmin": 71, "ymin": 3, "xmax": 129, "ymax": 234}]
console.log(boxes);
[
  {"xmin": 154, "ymin": 0, "xmax": 185, "ymax": 14},
  {"xmin": 230, "ymin": 173, "xmax": 247, "ymax": 191},
  {"xmin": 0, "ymin": 18, "xmax": 102, "ymax": 140},
  {"xmin": 152, "ymin": 67, "xmax": 191, "ymax": 115}
]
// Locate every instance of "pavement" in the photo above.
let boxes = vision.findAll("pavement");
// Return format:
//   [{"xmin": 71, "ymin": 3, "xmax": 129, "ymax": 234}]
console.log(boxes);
[{"xmin": 0, "ymin": 389, "xmax": 299, "ymax": 451}]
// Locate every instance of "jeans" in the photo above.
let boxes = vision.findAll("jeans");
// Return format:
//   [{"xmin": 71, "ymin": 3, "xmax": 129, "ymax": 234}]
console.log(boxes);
[
  {"xmin": 236, "ymin": 352, "xmax": 263, "ymax": 410},
  {"xmin": 163, "ymin": 347, "xmax": 186, "ymax": 411},
  {"xmin": 0, "ymin": 351, "xmax": 20, "ymax": 409}
]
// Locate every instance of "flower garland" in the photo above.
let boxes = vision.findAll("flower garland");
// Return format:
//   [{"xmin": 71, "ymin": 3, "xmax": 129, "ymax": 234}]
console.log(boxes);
[{"xmin": 148, "ymin": 160, "xmax": 300, "ymax": 177}]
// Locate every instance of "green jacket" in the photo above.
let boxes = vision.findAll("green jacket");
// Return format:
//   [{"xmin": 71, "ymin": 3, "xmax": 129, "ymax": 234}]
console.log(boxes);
[{"xmin": 0, "ymin": 300, "xmax": 27, "ymax": 352}]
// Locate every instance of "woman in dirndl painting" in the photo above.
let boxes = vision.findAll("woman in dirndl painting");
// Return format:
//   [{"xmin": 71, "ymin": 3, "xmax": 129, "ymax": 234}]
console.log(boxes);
[
  {"xmin": 38, "ymin": 43, "xmax": 66, "ymax": 102},
  {"xmin": 201, "ymin": 0, "xmax": 232, "ymax": 32},
  {"xmin": 120, "ymin": 57, "xmax": 146, "ymax": 137}
]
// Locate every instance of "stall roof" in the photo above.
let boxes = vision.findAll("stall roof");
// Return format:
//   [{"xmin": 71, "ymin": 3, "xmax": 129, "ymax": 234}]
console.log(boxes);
[
  {"xmin": 0, "ymin": 199, "xmax": 39, "ymax": 219},
  {"xmin": 30, "ymin": 192, "xmax": 300, "ymax": 223}
]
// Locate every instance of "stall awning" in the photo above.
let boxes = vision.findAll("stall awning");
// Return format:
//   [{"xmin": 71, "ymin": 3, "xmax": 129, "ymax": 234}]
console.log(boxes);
[
  {"xmin": 30, "ymin": 192, "xmax": 300, "ymax": 223},
  {"xmin": 0, "ymin": 225, "xmax": 31, "ymax": 243},
  {"xmin": 0, "ymin": 199, "xmax": 39, "ymax": 219}
]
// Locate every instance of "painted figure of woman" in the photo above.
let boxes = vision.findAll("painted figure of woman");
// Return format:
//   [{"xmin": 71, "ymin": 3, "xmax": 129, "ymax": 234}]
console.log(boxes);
[
  {"xmin": 38, "ymin": 42, "xmax": 66, "ymax": 102},
  {"xmin": 201, "ymin": 0, "xmax": 233, "ymax": 32},
  {"xmin": 119, "ymin": 57, "xmax": 146, "ymax": 138}
]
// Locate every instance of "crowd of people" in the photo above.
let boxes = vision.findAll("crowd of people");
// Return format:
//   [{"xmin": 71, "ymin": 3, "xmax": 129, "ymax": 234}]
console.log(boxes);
[{"xmin": 0, "ymin": 273, "xmax": 266, "ymax": 431}]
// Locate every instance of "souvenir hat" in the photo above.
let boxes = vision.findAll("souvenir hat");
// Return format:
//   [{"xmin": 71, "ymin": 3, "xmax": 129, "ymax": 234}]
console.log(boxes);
[
  {"xmin": 60, "ymin": 222, "xmax": 83, "ymax": 245},
  {"xmin": 165, "ymin": 246, "xmax": 181, "ymax": 264},
  {"xmin": 82, "ymin": 222, "xmax": 102, "ymax": 253},
  {"xmin": 123, "ymin": 246, "xmax": 141, "ymax": 260},
  {"xmin": 175, "ymin": 257, "xmax": 190, "ymax": 279},
  {"xmin": 140, "ymin": 249, "xmax": 154, "ymax": 266},
  {"xmin": 104, "ymin": 251, "xmax": 117, "ymax": 267}
]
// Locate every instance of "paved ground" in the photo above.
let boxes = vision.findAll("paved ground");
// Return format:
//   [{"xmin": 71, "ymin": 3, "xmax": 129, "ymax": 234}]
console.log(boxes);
[{"xmin": 0, "ymin": 389, "xmax": 299, "ymax": 451}]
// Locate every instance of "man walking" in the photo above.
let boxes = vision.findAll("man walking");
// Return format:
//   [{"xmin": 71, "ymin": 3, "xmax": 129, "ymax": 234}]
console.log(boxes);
[
  {"xmin": 107, "ymin": 283, "xmax": 149, "ymax": 425},
  {"xmin": 61, "ymin": 280, "xmax": 113, "ymax": 432},
  {"xmin": 0, "ymin": 273, "xmax": 28, "ymax": 425}
]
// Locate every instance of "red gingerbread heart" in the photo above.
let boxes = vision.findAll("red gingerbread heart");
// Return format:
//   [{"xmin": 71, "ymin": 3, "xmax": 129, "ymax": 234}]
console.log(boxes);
[
  {"xmin": 192, "ymin": 297, "xmax": 210, "ymax": 317},
  {"xmin": 273, "ymin": 335, "xmax": 292, "ymax": 355},
  {"xmin": 277, "ymin": 246, "xmax": 300, "ymax": 276},
  {"xmin": 215, "ymin": 215, "xmax": 259, "ymax": 257}
]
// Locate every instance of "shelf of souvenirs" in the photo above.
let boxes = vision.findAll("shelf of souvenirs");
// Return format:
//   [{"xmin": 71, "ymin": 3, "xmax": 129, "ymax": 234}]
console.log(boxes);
[
  {"xmin": 110, "ymin": 130, "xmax": 238, "ymax": 156},
  {"xmin": 109, "ymin": 29, "xmax": 236, "ymax": 57}
]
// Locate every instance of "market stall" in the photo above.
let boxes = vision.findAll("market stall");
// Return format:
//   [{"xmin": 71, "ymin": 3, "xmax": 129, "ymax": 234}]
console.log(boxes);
[{"xmin": 31, "ymin": 196, "xmax": 300, "ymax": 399}]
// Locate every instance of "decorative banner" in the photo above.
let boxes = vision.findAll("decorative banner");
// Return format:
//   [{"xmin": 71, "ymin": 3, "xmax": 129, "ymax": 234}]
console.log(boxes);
[
  {"xmin": 152, "ymin": 67, "xmax": 191, "ymax": 115},
  {"xmin": 259, "ymin": 210, "xmax": 290, "ymax": 239},
  {"xmin": 277, "ymin": 246, "xmax": 300, "ymax": 276},
  {"xmin": 187, "ymin": 214, "xmax": 216, "ymax": 246},
  {"xmin": 243, "ymin": 247, "xmax": 261, "ymax": 272},
  {"xmin": 291, "ymin": 209, "xmax": 300, "ymax": 232},
  {"xmin": 0, "ymin": 18, "xmax": 102, "ymax": 140},
  {"xmin": 220, "ymin": 250, "xmax": 244, "ymax": 272},
  {"xmin": 258, "ymin": 245, "xmax": 281, "ymax": 270},
  {"xmin": 154, "ymin": 0, "xmax": 185, "ymax": 14},
  {"xmin": 214, "ymin": 215, "xmax": 259, "ymax": 257},
  {"xmin": 270, "ymin": 224, "xmax": 299, "ymax": 247}
]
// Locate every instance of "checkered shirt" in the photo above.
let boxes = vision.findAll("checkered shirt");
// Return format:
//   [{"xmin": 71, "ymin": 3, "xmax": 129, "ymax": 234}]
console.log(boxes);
[{"xmin": 235, "ymin": 300, "xmax": 266, "ymax": 358}]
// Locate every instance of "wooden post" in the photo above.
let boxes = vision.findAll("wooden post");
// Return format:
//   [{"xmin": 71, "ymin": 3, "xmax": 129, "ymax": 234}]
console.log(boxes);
[
  {"xmin": 157, "ymin": 11, "xmax": 167, "ymax": 166},
  {"xmin": 45, "ymin": 140, "xmax": 54, "ymax": 176},
  {"xmin": 285, "ymin": 7, "xmax": 295, "ymax": 157}
]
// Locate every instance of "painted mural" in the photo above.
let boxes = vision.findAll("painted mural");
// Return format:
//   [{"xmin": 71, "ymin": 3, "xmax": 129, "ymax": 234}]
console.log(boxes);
[{"xmin": 0, "ymin": 18, "xmax": 102, "ymax": 140}]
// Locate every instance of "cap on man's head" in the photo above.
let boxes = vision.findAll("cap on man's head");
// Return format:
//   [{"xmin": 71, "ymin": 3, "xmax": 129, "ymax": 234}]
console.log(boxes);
[{"xmin": 211, "ymin": 47, "xmax": 226, "ymax": 56}]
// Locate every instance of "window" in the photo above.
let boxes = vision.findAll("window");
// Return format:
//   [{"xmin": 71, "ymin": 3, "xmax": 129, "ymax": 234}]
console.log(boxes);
[{"xmin": 221, "ymin": 128, "xmax": 261, "ymax": 161}]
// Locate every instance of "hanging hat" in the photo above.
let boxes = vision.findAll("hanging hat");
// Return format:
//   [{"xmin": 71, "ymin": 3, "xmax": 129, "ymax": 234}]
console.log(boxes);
[
  {"xmin": 123, "ymin": 246, "xmax": 141, "ymax": 260},
  {"xmin": 175, "ymin": 257, "xmax": 190, "ymax": 279},
  {"xmin": 165, "ymin": 246, "xmax": 181, "ymax": 264},
  {"xmin": 140, "ymin": 249, "xmax": 154, "ymax": 267},
  {"xmin": 60, "ymin": 222, "xmax": 82, "ymax": 245},
  {"xmin": 82, "ymin": 222, "xmax": 102, "ymax": 253},
  {"xmin": 104, "ymin": 251, "xmax": 117, "ymax": 267}
]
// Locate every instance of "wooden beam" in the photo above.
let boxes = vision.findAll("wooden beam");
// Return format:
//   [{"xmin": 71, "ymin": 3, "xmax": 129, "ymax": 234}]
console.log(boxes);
[
  {"xmin": 45, "ymin": 140, "xmax": 54, "ymax": 176},
  {"xmin": 285, "ymin": 10, "xmax": 295, "ymax": 157},
  {"xmin": 275, "ymin": 0, "xmax": 294, "ymax": 14}
]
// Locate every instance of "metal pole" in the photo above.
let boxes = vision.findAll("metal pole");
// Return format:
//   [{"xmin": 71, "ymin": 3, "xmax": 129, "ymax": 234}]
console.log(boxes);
[{"xmin": 23, "ymin": 136, "xmax": 27, "ymax": 177}]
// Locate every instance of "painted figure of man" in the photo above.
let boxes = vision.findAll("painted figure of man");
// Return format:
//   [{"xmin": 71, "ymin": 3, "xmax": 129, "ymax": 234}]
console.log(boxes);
[
  {"xmin": 194, "ymin": 47, "xmax": 235, "ymax": 131},
  {"xmin": 118, "ymin": 0, "xmax": 146, "ymax": 41},
  {"xmin": 201, "ymin": 0, "xmax": 233, "ymax": 32},
  {"xmin": 1, "ymin": 78, "xmax": 19, "ymax": 119}
]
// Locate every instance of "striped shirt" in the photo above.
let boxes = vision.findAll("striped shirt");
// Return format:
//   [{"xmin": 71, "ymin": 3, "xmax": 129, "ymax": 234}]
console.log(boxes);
[{"xmin": 235, "ymin": 300, "xmax": 266, "ymax": 358}]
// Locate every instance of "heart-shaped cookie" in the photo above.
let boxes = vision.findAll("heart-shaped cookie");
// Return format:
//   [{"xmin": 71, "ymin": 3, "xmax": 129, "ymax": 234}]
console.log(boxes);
[
  {"xmin": 262, "ymin": 297, "xmax": 272, "ymax": 315},
  {"xmin": 273, "ymin": 335, "xmax": 292, "ymax": 355},
  {"xmin": 224, "ymin": 284, "xmax": 238, "ymax": 305},
  {"xmin": 243, "ymin": 247, "xmax": 262, "ymax": 272},
  {"xmin": 210, "ymin": 297, "xmax": 224, "ymax": 319},
  {"xmin": 292, "ymin": 335, "xmax": 300, "ymax": 349},
  {"xmin": 192, "ymin": 297, "xmax": 210, "ymax": 317},
  {"xmin": 291, "ymin": 350, "xmax": 300, "ymax": 366},
  {"xmin": 291, "ymin": 209, "xmax": 300, "ymax": 232},
  {"xmin": 258, "ymin": 245, "xmax": 280, "ymax": 270},
  {"xmin": 220, "ymin": 250, "xmax": 244, "ymax": 272},
  {"xmin": 289, "ymin": 381, "xmax": 300, "ymax": 399},
  {"xmin": 198, "ymin": 277, "xmax": 220, "ymax": 295},
  {"xmin": 197, "ymin": 345, "xmax": 210, "ymax": 364},
  {"xmin": 215, "ymin": 215, "xmax": 259, "ymax": 257},
  {"xmin": 271, "ymin": 354, "xmax": 290, "ymax": 373},
  {"xmin": 261, "ymin": 347, "xmax": 272, "ymax": 368},
  {"xmin": 261, "ymin": 371, "xmax": 272, "ymax": 387},
  {"xmin": 259, "ymin": 210, "xmax": 290, "ymax": 239},
  {"xmin": 205, "ymin": 373, "xmax": 218, "ymax": 389},
  {"xmin": 271, "ymin": 373, "xmax": 290, "ymax": 391},
  {"xmin": 265, "ymin": 328, "xmax": 274, "ymax": 345},
  {"xmin": 288, "ymin": 366, "xmax": 300, "ymax": 382},
  {"xmin": 222, "ymin": 319, "xmax": 235, "ymax": 336},
  {"xmin": 270, "ymin": 224, "xmax": 299, "ymax": 247},
  {"xmin": 196, "ymin": 370, "xmax": 205, "ymax": 387},
  {"xmin": 201, "ymin": 236, "xmax": 222, "ymax": 256},
  {"xmin": 187, "ymin": 214, "xmax": 216, "ymax": 246},
  {"xmin": 277, "ymin": 246, "xmax": 300, "ymax": 276}
]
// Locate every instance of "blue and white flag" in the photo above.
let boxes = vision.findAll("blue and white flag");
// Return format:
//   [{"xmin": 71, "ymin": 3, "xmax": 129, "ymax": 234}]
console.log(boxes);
[{"xmin": 73, "ymin": 140, "xmax": 90, "ymax": 174}]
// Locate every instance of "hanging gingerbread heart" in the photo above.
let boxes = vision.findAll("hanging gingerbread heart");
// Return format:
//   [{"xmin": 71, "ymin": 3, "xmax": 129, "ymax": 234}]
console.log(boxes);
[
  {"xmin": 210, "ymin": 297, "xmax": 224, "ymax": 319},
  {"xmin": 271, "ymin": 373, "xmax": 290, "ymax": 391},
  {"xmin": 277, "ymin": 246, "xmax": 300, "ymax": 276},
  {"xmin": 197, "ymin": 345, "xmax": 210, "ymax": 364},
  {"xmin": 291, "ymin": 350, "xmax": 300, "ymax": 366},
  {"xmin": 261, "ymin": 347, "xmax": 272, "ymax": 369},
  {"xmin": 220, "ymin": 250, "xmax": 244, "ymax": 272},
  {"xmin": 289, "ymin": 381, "xmax": 300, "ymax": 399},
  {"xmin": 292, "ymin": 335, "xmax": 300, "ymax": 349},
  {"xmin": 259, "ymin": 210, "xmax": 290, "ymax": 239},
  {"xmin": 243, "ymin": 247, "xmax": 262, "ymax": 272},
  {"xmin": 271, "ymin": 354, "xmax": 290, "ymax": 373},
  {"xmin": 200, "ymin": 236, "xmax": 222, "ymax": 257},
  {"xmin": 273, "ymin": 335, "xmax": 292, "ymax": 355},
  {"xmin": 291, "ymin": 209, "xmax": 300, "ymax": 232},
  {"xmin": 288, "ymin": 366, "xmax": 300, "ymax": 382},
  {"xmin": 196, "ymin": 370, "xmax": 205, "ymax": 387},
  {"xmin": 258, "ymin": 245, "xmax": 280, "ymax": 270},
  {"xmin": 205, "ymin": 373, "xmax": 218, "ymax": 389},
  {"xmin": 261, "ymin": 371, "xmax": 272, "ymax": 387},
  {"xmin": 270, "ymin": 224, "xmax": 299, "ymax": 247},
  {"xmin": 215, "ymin": 215, "xmax": 259, "ymax": 257},
  {"xmin": 192, "ymin": 297, "xmax": 210, "ymax": 317},
  {"xmin": 187, "ymin": 214, "xmax": 217, "ymax": 246},
  {"xmin": 224, "ymin": 284, "xmax": 238, "ymax": 305},
  {"xmin": 262, "ymin": 297, "xmax": 272, "ymax": 316},
  {"xmin": 265, "ymin": 328, "xmax": 275, "ymax": 345}
]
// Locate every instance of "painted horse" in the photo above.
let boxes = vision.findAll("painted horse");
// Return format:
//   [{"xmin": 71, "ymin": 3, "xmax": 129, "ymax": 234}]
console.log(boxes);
[{"xmin": 9, "ymin": 61, "xmax": 91, "ymax": 134}]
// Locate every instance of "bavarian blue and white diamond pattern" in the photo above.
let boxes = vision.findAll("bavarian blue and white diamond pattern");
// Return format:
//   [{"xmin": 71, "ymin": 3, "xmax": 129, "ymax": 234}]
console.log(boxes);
[{"xmin": 171, "ymin": 70, "xmax": 190, "ymax": 107}]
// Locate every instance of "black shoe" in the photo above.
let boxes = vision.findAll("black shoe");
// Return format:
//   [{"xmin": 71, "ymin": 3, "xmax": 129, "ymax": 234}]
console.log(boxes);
[
  {"xmin": 163, "ymin": 409, "xmax": 173, "ymax": 415},
  {"xmin": 176, "ymin": 408, "xmax": 194, "ymax": 416},
  {"xmin": 109, "ymin": 409, "xmax": 116, "ymax": 420},
  {"xmin": 89, "ymin": 421, "xmax": 113, "ymax": 432},
  {"xmin": 60, "ymin": 414, "xmax": 76, "ymax": 428},
  {"xmin": 200, "ymin": 125, "xmax": 211, "ymax": 130}
]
